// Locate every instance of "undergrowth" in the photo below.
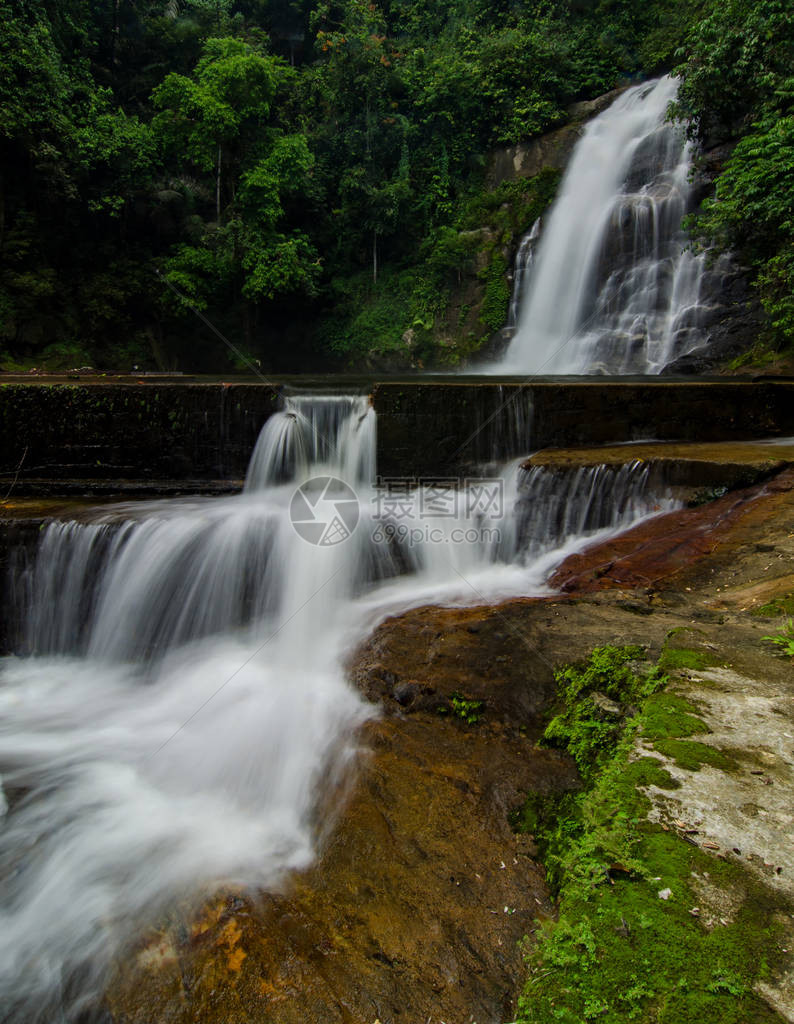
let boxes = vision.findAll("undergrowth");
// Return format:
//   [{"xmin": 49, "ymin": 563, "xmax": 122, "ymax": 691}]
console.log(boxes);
[
  {"xmin": 754, "ymin": 594, "xmax": 794, "ymax": 618},
  {"xmin": 513, "ymin": 645, "xmax": 789, "ymax": 1024},
  {"xmin": 762, "ymin": 618, "xmax": 794, "ymax": 658}
]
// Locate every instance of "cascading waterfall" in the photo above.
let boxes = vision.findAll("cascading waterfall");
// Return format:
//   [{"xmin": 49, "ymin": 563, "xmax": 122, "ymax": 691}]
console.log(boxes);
[
  {"xmin": 495, "ymin": 76, "xmax": 715, "ymax": 375},
  {"xmin": 506, "ymin": 219, "xmax": 541, "ymax": 330},
  {"xmin": 0, "ymin": 394, "xmax": 378, "ymax": 1024},
  {"xmin": 0, "ymin": 392, "xmax": 679, "ymax": 1022},
  {"xmin": 245, "ymin": 392, "xmax": 376, "ymax": 490}
]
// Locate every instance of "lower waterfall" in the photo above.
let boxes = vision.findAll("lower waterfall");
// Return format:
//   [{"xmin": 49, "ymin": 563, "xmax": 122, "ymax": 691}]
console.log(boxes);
[{"xmin": 0, "ymin": 394, "xmax": 678, "ymax": 1021}]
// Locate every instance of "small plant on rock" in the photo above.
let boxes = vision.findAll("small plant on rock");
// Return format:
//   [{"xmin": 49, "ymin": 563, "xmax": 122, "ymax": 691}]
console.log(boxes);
[
  {"xmin": 762, "ymin": 618, "xmax": 794, "ymax": 657},
  {"xmin": 450, "ymin": 692, "xmax": 484, "ymax": 724}
]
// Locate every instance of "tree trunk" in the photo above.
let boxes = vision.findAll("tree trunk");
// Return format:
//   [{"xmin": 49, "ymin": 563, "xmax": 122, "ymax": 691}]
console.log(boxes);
[
  {"xmin": 0, "ymin": 169, "xmax": 5, "ymax": 252},
  {"xmin": 372, "ymin": 229, "xmax": 378, "ymax": 285},
  {"xmin": 111, "ymin": 0, "xmax": 121, "ymax": 65},
  {"xmin": 216, "ymin": 145, "xmax": 222, "ymax": 224},
  {"xmin": 145, "ymin": 323, "xmax": 169, "ymax": 372}
]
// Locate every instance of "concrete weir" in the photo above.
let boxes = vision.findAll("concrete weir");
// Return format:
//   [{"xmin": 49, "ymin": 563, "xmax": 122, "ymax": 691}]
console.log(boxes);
[{"xmin": 1, "ymin": 376, "xmax": 794, "ymax": 490}]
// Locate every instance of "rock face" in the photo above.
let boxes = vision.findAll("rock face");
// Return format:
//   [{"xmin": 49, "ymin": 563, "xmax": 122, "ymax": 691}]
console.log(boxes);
[
  {"xmin": 107, "ymin": 609, "xmax": 579, "ymax": 1024},
  {"xmin": 6, "ymin": 380, "xmax": 794, "ymax": 489},
  {"xmin": 349, "ymin": 602, "xmax": 560, "ymax": 722},
  {"xmin": 98, "ymin": 461, "xmax": 794, "ymax": 1023},
  {"xmin": 549, "ymin": 466, "xmax": 794, "ymax": 596},
  {"xmin": 661, "ymin": 263, "xmax": 766, "ymax": 375},
  {"xmin": 486, "ymin": 89, "xmax": 625, "ymax": 188}
]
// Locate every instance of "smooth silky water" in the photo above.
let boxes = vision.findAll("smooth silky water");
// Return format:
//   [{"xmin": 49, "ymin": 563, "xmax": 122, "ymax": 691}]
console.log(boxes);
[
  {"xmin": 491, "ymin": 76, "xmax": 730, "ymax": 375},
  {"xmin": 0, "ymin": 393, "xmax": 679, "ymax": 1021}
]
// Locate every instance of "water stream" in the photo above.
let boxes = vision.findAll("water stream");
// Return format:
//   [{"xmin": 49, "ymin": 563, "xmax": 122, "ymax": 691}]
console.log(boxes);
[
  {"xmin": 0, "ymin": 394, "xmax": 678, "ymax": 1021},
  {"xmin": 494, "ymin": 76, "xmax": 718, "ymax": 375}
]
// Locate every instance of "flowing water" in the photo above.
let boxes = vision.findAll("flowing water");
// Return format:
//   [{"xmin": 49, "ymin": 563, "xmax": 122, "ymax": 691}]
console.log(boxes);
[
  {"xmin": 0, "ymin": 393, "xmax": 678, "ymax": 1021},
  {"xmin": 495, "ymin": 76, "xmax": 716, "ymax": 375}
]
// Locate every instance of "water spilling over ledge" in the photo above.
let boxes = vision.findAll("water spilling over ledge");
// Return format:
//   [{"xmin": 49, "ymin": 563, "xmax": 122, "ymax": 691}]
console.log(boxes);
[
  {"xmin": 2, "ymin": 377, "xmax": 794, "ymax": 492},
  {"xmin": 0, "ymin": 389, "xmax": 691, "ymax": 1021}
]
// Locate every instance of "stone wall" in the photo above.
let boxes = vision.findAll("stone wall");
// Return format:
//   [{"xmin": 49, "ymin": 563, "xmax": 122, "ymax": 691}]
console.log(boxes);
[
  {"xmin": 2, "ymin": 379, "xmax": 794, "ymax": 490},
  {"xmin": 0, "ymin": 382, "xmax": 279, "ymax": 488},
  {"xmin": 372, "ymin": 380, "xmax": 794, "ymax": 477}
]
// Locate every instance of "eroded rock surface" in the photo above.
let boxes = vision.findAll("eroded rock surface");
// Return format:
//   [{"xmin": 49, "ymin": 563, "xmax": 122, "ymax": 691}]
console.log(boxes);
[
  {"xmin": 108, "ymin": 715, "xmax": 577, "ymax": 1024},
  {"xmin": 100, "ymin": 461, "xmax": 794, "ymax": 1023}
]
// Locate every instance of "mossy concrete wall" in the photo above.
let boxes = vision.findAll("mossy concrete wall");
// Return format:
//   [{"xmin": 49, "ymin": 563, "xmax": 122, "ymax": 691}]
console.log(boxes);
[
  {"xmin": 372, "ymin": 380, "xmax": 794, "ymax": 477},
  {"xmin": 0, "ymin": 382, "xmax": 280, "ymax": 487},
  {"xmin": 1, "ymin": 379, "xmax": 794, "ymax": 489},
  {"xmin": 0, "ymin": 519, "xmax": 40, "ymax": 652}
]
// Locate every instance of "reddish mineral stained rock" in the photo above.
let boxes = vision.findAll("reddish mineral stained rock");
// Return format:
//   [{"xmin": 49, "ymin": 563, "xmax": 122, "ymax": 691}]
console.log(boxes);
[{"xmin": 107, "ymin": 467, "xmax": 794, "ymax": 1024}]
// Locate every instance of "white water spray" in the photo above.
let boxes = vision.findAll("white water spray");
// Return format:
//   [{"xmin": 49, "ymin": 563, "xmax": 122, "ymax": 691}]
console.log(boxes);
[
  {"xmin": 496, "ymin": 76, "xmax": 713, "ymax": 374},
  {"xmin": 0, "ymin": 394, "xmax": 678, "ymax": 1021}
]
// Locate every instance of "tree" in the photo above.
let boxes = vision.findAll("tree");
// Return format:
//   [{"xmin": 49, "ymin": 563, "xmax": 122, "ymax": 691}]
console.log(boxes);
[
  {"xmin": 675, "ymin": 0, "xmax": 794, "ymax": 348},
  {"xmin": 151, "ymin": 37, "xmax": 320, "ymax": 350}
]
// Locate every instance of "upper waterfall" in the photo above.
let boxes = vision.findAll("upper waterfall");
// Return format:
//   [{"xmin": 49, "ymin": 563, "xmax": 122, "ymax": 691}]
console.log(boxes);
[{"xmin": 492, "ymin": 76, "xmax": 712, "ymax": 375}]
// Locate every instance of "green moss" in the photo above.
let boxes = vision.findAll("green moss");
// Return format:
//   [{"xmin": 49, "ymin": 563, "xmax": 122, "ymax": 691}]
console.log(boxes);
[
  {"xmin": 515, "ymin": 646, "xmax": 789, "ymax": 1024},
  {"xmin": 478, "ymin": 252, "xmax": 511, "ymax": 332},
  {"xmin": 653, "ymin": 738, "xmax": 736, "ymax": 772},
  {"xmin": 723, "ymin": 336, "xmax": 784, "ymax": 373},
  {"xmin": 541, "ymin": 645, "xmax": 665, "ymax": 782},
  {"xmin": 520, "ymin": 778, "xmax": 785, "ymax": 1024},
  {"xmin": 642, "ymin": 693, "xmax": 708, "ymax": 740},
  {"xmin": 658, "ymin": 647, "xmax": 721, "ymax": 672},
  {"xmin": 754, "ymin": 594, "xmax": 794, "ymax": 617}
]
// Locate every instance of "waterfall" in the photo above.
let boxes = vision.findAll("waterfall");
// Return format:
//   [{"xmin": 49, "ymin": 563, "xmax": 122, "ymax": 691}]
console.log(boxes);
[
  {"xmin": 514, "ymin": 461, "xmax": 676, "ymax": 554},
  {"xmin": 245, "ymin": 391, "xmax": 376, "ymax": 490},
  {"xmin": 507, "ymin": 219, "xmax": 541, "ymax": 330},
  {"xmin": 495, "ymin": 76, "xmax": 712, "ymax": 375},
  {"xmin": 0, "ymin": 394, "xmax": 378, "ymax": 1023},
  {"xmin": 0, "ymin": 393, "xmax": 679, "ymax": 1022}
]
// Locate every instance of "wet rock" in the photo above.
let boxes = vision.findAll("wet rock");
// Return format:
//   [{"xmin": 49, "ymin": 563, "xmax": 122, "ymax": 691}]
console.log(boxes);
[
  {"xmin": 106, "ymin": 716, "xmax": 578, "ymax": 1024},
  {"xmin": 617, "ymin": 598, "xmax": 654, "ymax": 616},
  {"xmin": 549, "ymin": 467, "xmax": 794, "ymax": 596},
  {"xmin": 392, "ymin": 681, "xmax": 420, "ymax": 707},
  {"xmin": 348, "ymin": 603, "xmax": 558, "ymax": 723},
  {"xmin": 592, "ymin": 692, "xmax": 623, "ymax": 718}
]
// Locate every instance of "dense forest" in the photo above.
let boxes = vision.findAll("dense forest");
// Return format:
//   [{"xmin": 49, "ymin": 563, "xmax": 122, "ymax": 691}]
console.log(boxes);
[{"xmin": 0, "ymin": 0, "xmax": 791, "ymax": 373}]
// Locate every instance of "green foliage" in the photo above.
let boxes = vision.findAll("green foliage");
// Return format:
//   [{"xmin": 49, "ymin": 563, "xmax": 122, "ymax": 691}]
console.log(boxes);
[
  {"xmin": 673, "ymin": 0, "xmax": 794, "ymax": 142},
  {"xmin": 152, "ymin": 38, "xmax": 320, "ymax": 318},
  {"xmin": 317, "ymin": 267, "xmax": 423, "ymax": 361},
  {"xmin": 689, "ymin": 109, "xmax": 794, "ymax": 347},
  {"xmin": 514, "ymin": 645, "xmax": 790, "ymax": 1024},
  {"xmin": 450, "ymin": 692, "xmax": 484, "ymax": 724},
  {"xmin": 542, "ymin": 645, "xmax": 665, "ymax": 782},
  {"xmin": 762, "ymin": 618, "xmax": 794, "ymax": 657},
  {"xmin": 674, "ymin": 0, "xmax": 794, "ymax": 352},
  {"xmin": 479, "ymin": 253, "xmax": 511, "ymax": 333},
  {"xmin": 0, "ymin": 0, "xmax": 715, "ymax": 370},
  {"xmin": 152, "ymin": 37, "xmax": 279, "ymax": 173},
  {"xmin": 754, "ymin": 594, "xmax": 794, "ymax": 617}
]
